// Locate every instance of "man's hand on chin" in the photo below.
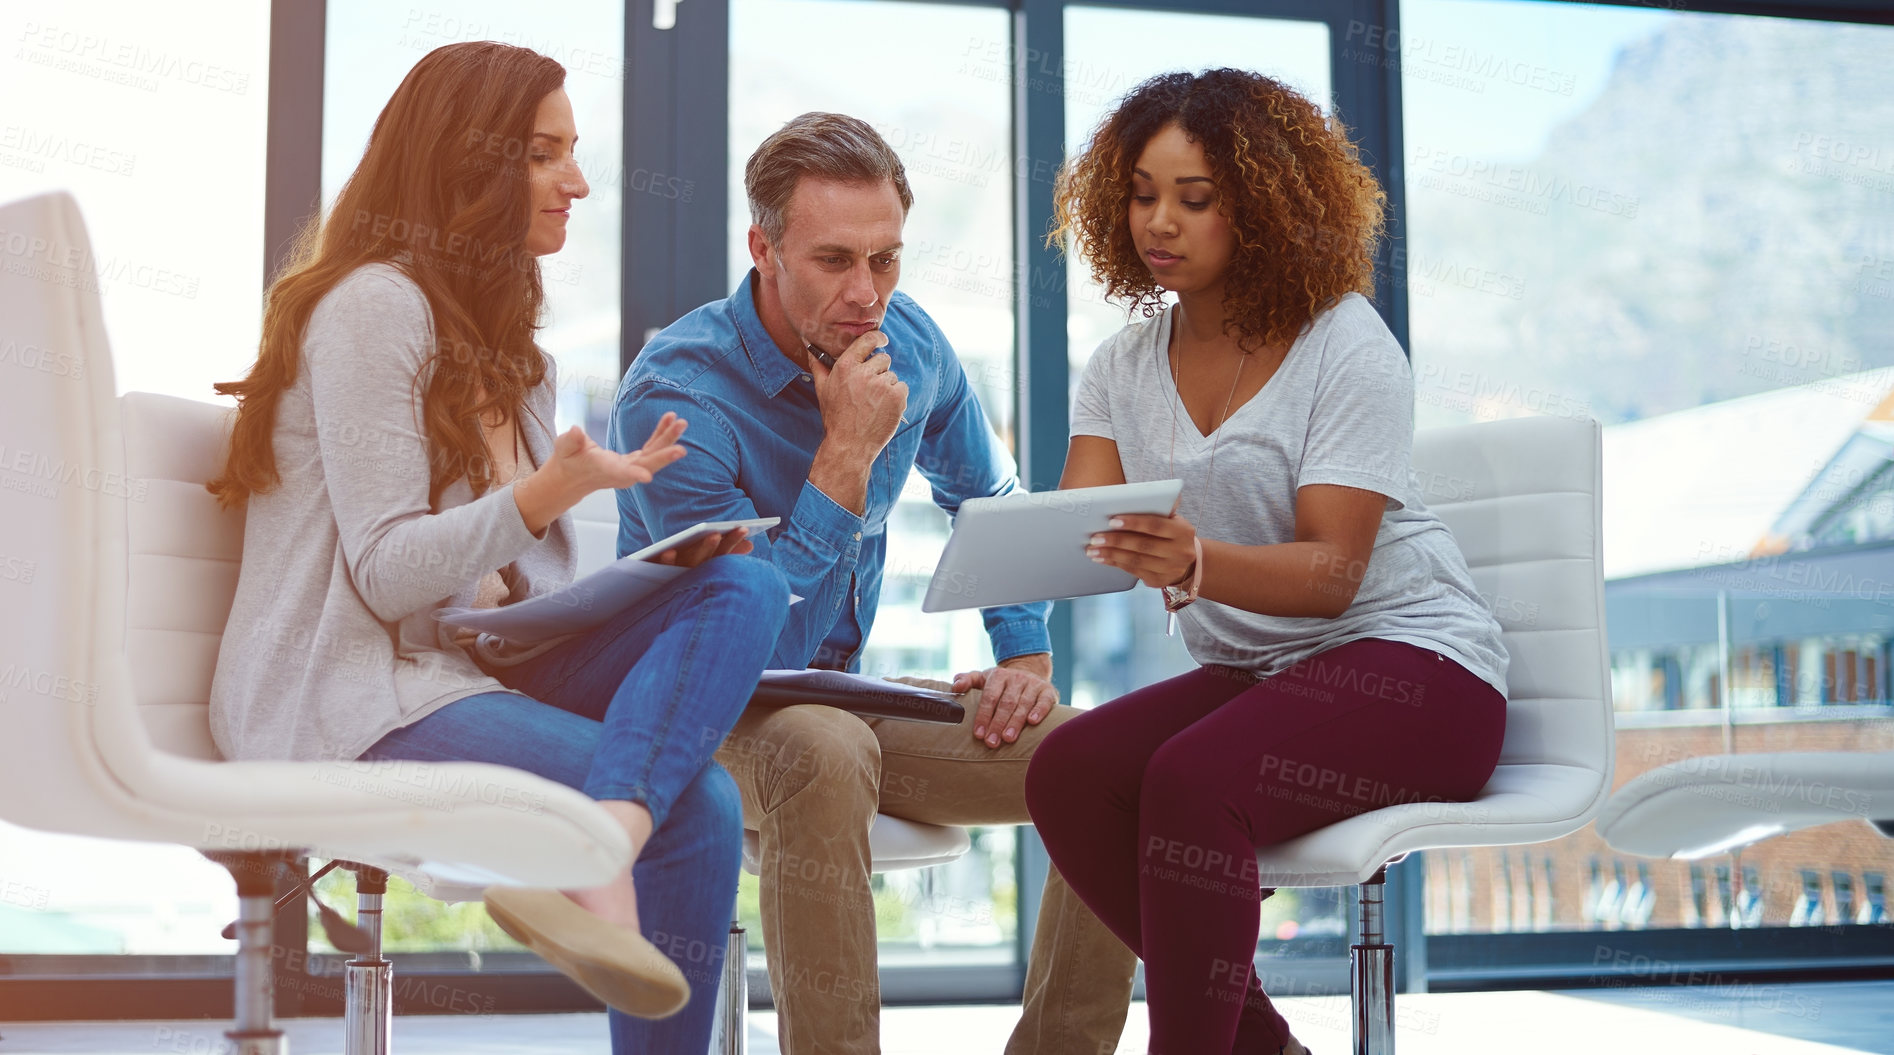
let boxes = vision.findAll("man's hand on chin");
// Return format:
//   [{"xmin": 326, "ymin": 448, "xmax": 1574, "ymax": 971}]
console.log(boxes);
[{"xmin": 952, "ymin": 653, "xmax": 1057, "ymax": 750}]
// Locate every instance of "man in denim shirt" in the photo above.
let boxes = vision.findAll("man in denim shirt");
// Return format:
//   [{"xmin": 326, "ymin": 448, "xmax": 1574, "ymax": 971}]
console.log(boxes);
[{"xmin": 609, "ymin": 113, "xmax": 1134, "ymax": 1054}]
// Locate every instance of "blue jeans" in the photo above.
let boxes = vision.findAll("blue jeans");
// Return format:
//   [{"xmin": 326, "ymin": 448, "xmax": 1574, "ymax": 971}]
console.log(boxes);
[{"xmin": 359, "ymin": 555, "xmax": 789, "ymax": 1053}]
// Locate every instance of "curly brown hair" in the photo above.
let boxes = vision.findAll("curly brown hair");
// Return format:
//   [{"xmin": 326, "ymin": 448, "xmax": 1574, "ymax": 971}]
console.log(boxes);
[{"xmin": 1051, "ymin": 68, "xmax": 1387, "ymax": 350}]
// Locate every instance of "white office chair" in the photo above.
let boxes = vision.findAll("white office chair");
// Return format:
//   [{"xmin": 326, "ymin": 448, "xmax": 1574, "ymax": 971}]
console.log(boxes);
[
  {"xmin": 0, "ymin": 190, "xmax": 630, "ymax": 1055},
  {"xmin": 1597, "ymin": 750, "xmax": 1894, "ymax": 859},
  {"xmin": 1252, "ymin": 414, "xmax": 1616, "ymax": 1055},
  {"xmin": 562, "ymin": 494, "xmax": 974, "ymax": 1055}
]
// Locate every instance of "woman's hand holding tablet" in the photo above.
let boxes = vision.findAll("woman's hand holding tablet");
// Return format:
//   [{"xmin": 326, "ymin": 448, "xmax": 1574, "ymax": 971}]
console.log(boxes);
[{"xmin": 921, "ymin": 479, "xmax": 1184, "ymax": 612}]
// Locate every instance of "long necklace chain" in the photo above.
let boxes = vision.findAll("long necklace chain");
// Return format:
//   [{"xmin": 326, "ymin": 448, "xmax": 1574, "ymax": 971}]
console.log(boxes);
[{"xmin": 1166, "ymin": 307, "xmax": 1251, "ymax": 512}]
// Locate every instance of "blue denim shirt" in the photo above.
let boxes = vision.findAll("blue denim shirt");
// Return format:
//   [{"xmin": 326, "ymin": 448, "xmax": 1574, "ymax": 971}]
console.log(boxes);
[{"xmin": 608, "ymin": 270, "xmax": 1051, "ymax": 672}]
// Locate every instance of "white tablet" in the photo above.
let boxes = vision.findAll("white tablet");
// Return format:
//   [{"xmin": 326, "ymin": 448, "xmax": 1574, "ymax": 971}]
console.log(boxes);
[
  {"xmin": 921, "ymin": 480, "xmax": 1183, "ymax": 612},
  {"xmin": 624, "ymin": 518, "xmax": 780, "ymax": 563}
]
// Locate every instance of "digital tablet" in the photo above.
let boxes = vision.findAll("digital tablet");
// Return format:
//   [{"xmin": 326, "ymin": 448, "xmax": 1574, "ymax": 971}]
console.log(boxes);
[
  {"xmin": 921, "ymin": 480, "xmax": 1183, "ymax": 612},
  {"xmin": 624, "ymin": 517, "xmax": 780, "ymax": 563}
]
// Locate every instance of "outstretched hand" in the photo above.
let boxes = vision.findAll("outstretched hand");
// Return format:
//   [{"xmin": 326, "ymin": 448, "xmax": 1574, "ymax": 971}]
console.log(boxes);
[{"xmin": 547, "ymin": 412, "xmax": 688, "ymax": 493}]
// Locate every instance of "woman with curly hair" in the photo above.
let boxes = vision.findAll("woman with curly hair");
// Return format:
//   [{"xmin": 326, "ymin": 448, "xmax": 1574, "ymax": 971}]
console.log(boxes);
[
  {"xmin": 207, "ymin": 42, "xmax": 788, "ymax": 1052},
  {"xmin": 1023, "ymin": 69, "xmax": 1508, "ymax": 1054}
]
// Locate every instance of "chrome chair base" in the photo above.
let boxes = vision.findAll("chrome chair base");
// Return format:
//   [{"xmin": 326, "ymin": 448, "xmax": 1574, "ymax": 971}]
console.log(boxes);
[
  {"xmin": 708, "ymin": 919, "xmax": 748, "ymax": 1055},
  {"xmin": 205, "ymin": 851, "xmax": 294, "ymax": 1055},
  {"xmin": 343, "ymin": 867, "xmax": 392, "ymax": 1055},
  {"xmin": 1352, "ymin": 866, "xmax": 1394, "ymax": 1055}
]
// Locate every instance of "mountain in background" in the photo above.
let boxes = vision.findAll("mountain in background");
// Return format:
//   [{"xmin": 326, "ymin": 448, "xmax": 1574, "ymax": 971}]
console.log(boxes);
[{"xmin": 1405, "ymin": 16, "xmax": 1894, "ymax": 427}]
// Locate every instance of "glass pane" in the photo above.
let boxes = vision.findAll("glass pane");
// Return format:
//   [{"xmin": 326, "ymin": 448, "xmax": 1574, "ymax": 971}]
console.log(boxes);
[
  {"xmin": 0, "ymin": 0, "xmax": 268, "ymax": 957},
  {"xmin": 728, "ymin": 0, "xmax": 1019, "ymax": 966},
  {"xmin": 1400, "ymin": 0, "xmax": 1894, "ymax": 936},
  {"xmin": 0, "ymin": 0, "xmax": 270, "ymax": 403},
  {"xmin": 323, "ymin": 0, "xmax": 626, "ymax": 441},
  {"xmin": 1058, "ymin": 4, "xmax": 1346, "ymax": 959}
]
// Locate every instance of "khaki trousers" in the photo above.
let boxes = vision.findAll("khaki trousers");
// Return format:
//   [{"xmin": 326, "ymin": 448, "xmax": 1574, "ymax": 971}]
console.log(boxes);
[{"xmin": 712, "ymin": 679, "xmax": 1138, "ymax": 1055}]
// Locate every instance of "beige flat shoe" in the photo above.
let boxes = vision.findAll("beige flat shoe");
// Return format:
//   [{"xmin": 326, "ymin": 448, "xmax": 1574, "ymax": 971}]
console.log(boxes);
[{"xmin": 483, "ymin": 886, "xmax": 690, "ymax": 1019}]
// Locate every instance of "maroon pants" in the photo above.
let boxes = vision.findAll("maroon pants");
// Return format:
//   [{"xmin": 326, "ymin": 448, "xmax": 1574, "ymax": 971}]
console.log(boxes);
[{"xmin": 1024, "ymin": 639, "xmax": 1506, "ymax": 1054}]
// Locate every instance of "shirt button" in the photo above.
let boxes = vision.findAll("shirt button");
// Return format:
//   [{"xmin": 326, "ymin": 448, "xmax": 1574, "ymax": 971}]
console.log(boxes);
[
  {"xmin": 853, "ymin": 531, "xmax": 862, "ymax": 541},
  {"xmin": 801, "ymin": 372, "xmax": 813, "ymax": 382}
]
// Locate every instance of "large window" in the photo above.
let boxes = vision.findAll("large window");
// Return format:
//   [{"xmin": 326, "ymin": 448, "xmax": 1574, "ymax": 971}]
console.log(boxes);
[
  {"xmin": 726, "ymin": 0, "xmax": 1022, "ymax": 968},
  {"xmin": 0, "ymin": 0, "xmax": 269, "ymax": 956},
  {"xmin": 9, "ymin": 0, "xmax": 1892, "ymax": 1018},
  {"xmin": 1399, "ymin": 0, "xmax": 1894, "ymax": 941}
]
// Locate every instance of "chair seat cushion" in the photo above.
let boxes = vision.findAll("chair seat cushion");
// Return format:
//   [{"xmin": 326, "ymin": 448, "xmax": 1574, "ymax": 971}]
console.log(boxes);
[
  {"xmin": 1253, "ymin": 762, "xmax": 1607, "ymax": 886},
  {"xmin": 132, "ymin": 750, "xmax": 632, "ymax": 891},
  {"xmin": 1597, "ymin": 750, "xmax": 1894, "ymax": 859},
  {"xmin": 742, "ymin": 814, "xmax": 971, "ymax": 876}
]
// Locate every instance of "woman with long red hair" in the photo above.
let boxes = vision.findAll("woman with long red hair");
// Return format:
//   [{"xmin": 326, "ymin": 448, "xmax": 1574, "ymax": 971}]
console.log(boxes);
[{"xmin": 208, "ymin": 42, "xmax": 786, "ymax": 1052}]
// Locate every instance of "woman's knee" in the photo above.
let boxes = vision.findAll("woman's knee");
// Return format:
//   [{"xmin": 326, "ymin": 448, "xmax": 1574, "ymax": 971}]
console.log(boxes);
[
  {"xmin": 693, "ymin": 761, "xmax": 745, "ymax": 839},
  {"xmin": 1024, "ymin": 716, "xmax": 1093, "ymax": 822},
  {"xmin": 1139, "ymin": 737, "xmax": 1226, "ymax": 819},
  {"xmin": 652, "ymin": 762, "xmax": 745, "ymax": 863},
  {"xmin": 699, "ymin": 555, "xmax": 789, "ymax": 614}
]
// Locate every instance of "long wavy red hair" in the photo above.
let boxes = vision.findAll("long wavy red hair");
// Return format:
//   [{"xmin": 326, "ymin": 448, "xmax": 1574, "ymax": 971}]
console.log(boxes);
[{"xmin": 209, "ymin": 42, "xmax": 564, "ymax": 509}]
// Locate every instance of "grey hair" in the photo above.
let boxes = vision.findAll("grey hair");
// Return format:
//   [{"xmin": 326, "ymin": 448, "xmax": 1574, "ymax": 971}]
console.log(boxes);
[{"xmin": 745, "ymin": 112, "xmax": 914, "ymax": 245}]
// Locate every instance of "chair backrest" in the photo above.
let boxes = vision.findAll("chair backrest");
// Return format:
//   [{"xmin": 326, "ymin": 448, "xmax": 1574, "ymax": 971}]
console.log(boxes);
[
  {"xmin": 571, "ymin": 489, "xmax": 621, "ymax": 574},
  {"xmin": 113, "ymin": 406, "xmax": 629, "ymax": 759},
  {"xmin": 112, "ymin": 405, "xmax": 627, "ymax": 758},
  {"xmin": 0, "ymin": 190, "xmax": 155, "ymax": 840},
  {"xmin": 119, "ymin": 392, "xmax": 244, "ymax": 760},
  {"xmin": 1412, "ymin": 414, "xmax": 1614, "ymax": 821}
]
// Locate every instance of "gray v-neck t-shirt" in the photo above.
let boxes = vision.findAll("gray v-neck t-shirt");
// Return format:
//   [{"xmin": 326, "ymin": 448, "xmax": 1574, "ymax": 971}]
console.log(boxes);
[{"xmin": 1070, "ymin": 292, "xmax": 1508, "ymax": 698}]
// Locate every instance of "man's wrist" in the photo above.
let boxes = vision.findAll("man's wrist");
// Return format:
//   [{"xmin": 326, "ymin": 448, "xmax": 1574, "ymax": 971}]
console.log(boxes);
[
  {"xmin": 808, "ymin": 438, "xmax": 874, "ymax": 516},
  {"xmin": 998, "ymin": 652, "xmax": 1053, "ymax": 680},
  {"xmin": 813, "ymin": 434, "xmax": 879, "ymax": 475}
]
